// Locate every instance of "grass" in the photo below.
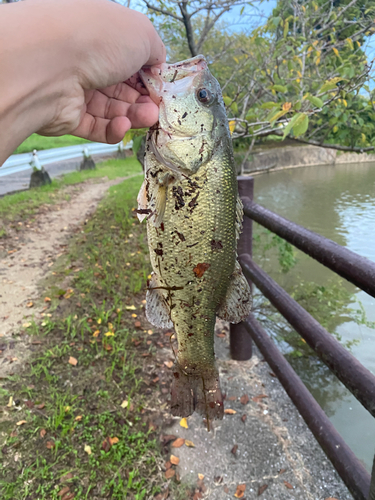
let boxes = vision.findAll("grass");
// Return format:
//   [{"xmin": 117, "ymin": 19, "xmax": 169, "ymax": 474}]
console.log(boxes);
[
  {"xmin": 0, "ymin": 157, "xmax": 142, "ymax": 228},
  {"xmin": 0, "ymin": 160, "xmax": 185, "ymax": 499},
  {"xmin": 13, "ymin": 134, "xmax": 91, "ymax": 155}
]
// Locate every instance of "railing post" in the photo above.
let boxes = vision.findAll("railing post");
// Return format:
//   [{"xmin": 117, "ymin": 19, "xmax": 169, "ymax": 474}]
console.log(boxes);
[
  {"xmin": 230, "ymin": 176, "xmax": 254, "ymax": 361},
  {"xmin": 369, "ymin": 453, "xmax": 375, "ymax": 500}
]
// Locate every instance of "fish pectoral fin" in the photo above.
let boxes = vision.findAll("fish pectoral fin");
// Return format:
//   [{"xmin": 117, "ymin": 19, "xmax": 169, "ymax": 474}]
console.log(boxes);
[
  {"xmin": 216, "ymin": 260, "xmax": 252, "ymax": 323},
  {"xmin": 136, "ymin": 179, "xmax": 148, "ymax": 222},
  {"xmin": 235, "ymin": 195, "xmax": 243, "ymax": 242},
  {"xmin": 145, "ymin": 273, "xmax": 173, "ymax": 329},
  {"xmin": 171, "ymin": 363, "xmax": 223, "ymax": 420}
]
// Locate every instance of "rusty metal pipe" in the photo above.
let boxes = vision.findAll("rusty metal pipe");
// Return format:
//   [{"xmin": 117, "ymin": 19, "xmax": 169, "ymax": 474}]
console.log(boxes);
[
  {"xmin": 230, "ymin": 177, "xmax": 254, "ymax": 361},
  {"xmin": 244, "ymin": 313, "xmax": 371, "ymax": 500},
  {"xmin": 243, "ymin": 200, "xmax": 375, "ymax": 298},
  {"xmin": 239, "ymin": 254, "xmax": 375, "ymax": 418}
]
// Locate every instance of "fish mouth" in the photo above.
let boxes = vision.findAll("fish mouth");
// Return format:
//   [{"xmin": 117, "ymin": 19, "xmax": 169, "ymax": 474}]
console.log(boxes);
[{"xmin": 139, "ymin": 55, "xmax": 207, "ymax": 105}]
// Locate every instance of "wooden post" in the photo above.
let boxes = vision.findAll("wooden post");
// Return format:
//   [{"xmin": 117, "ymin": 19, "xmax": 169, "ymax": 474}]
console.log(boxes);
[{"xmin": 230, "ymin": 176, "xmax": 254, "ymax": 361}]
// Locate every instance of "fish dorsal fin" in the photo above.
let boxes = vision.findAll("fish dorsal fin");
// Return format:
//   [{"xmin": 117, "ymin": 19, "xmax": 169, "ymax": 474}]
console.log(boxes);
[
  {"xmin": 146, "ymin": 273, "xmax": 173, "ymax": 329},
  {"xmin": 216, "ymin": 260, "xmax": 251, "ymax": 323}
]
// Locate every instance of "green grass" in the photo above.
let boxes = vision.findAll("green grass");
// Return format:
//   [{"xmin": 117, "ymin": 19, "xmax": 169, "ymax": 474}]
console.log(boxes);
[
  {"xmin": 0, "ymin": 157, "xmax": 142, "ymax": 227},
  {"xmin": 13, "ymin": 134, "xmax": 91, "ymax": 155},
  {"xmin": 0, "ymin": 167, "xmax": 174, "ymax": 499}
]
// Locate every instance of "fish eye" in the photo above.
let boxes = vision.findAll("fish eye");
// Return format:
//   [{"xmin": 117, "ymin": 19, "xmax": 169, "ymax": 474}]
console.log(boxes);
[{"xmin": 197, "ymin": 88, "xmax": 213, "ymax": 104}]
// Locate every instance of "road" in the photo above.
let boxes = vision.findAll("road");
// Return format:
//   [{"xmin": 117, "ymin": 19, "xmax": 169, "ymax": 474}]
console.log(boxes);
[{"xmin": 0, "ymin": 153, "xmax": 117, "ymax": 197}]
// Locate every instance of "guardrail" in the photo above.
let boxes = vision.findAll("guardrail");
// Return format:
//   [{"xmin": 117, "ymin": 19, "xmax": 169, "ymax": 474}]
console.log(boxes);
[
  {"xmin": 0, "ymin": 141, "xmax": 132, "ymax": 178},
  {"xmin": 231, "ymin": 176, "xmax": 375, "ymax": 500}
]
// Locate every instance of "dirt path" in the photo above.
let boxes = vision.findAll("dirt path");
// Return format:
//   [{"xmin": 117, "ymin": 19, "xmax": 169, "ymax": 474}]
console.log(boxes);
[{"xmin": 0, "ymin": 176, "xmax": 132, "ymax": 374}]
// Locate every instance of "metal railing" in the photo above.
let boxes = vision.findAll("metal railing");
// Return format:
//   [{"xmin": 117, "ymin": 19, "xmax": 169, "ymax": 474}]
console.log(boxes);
[
  {"xmin": 0, "ymin": 141, "xmax": 131, "ymax": 178},
  {"xmin": 231, "ymin": 176, "xmax": 375, "ymax": 500}
]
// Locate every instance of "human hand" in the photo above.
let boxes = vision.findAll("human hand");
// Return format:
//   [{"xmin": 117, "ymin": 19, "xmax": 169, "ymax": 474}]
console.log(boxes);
[
  {"xmin": 0, "ymin": 0, "xmax": 166, "ymax": 163},
  {"xmin": 34, "ymin": 0, "xmax": 166, "ymax": 143}
]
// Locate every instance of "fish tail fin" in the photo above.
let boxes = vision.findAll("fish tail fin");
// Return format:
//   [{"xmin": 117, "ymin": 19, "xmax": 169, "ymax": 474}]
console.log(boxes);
[{"xmin": 171, "ymin": 363, "xmax": 223, "ymax": 420}]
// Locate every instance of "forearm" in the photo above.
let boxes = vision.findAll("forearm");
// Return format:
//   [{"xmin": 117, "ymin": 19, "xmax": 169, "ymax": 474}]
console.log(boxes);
[{"xmin": 0, "ymin": 2, "xmax": 78, "ymax": 164}]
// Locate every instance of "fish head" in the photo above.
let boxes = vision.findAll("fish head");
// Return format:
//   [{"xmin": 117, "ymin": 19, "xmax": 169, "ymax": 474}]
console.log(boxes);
[{"xmin": 140, "ymin": 55, "xmax": 230, "ymax": 175}]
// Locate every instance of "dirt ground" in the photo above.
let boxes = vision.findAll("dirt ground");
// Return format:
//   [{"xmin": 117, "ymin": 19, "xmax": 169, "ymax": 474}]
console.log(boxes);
[{"xmin": 0, "ymin": 177, "xmax": 127, "ymax": 377}]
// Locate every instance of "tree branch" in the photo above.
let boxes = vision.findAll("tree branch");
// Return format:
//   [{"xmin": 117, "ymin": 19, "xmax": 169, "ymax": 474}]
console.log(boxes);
[{"xmin": 143, "ymin": 1, "xmax": 183, "ymax": 22}]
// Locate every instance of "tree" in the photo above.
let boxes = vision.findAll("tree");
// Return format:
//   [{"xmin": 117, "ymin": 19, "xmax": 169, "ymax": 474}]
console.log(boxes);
[{"xmin": 142, "ymin": 0, "xmax": 375, "ymax": 156}]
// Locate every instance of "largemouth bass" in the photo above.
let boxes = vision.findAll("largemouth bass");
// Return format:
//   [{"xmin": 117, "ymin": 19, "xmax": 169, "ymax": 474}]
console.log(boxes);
[{"xmin": 137, "ymin": 55, "xmax": 251, "ymax": 420}]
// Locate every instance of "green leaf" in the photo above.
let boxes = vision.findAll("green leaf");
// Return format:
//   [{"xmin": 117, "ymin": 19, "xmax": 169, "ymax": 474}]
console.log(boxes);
[
  {"xmin": 245, "ymin": 112, "xmax": 257, "ymax": 122},
  {"xmin": 223, "ymin": 96, "xmax": 232, "ymax": 106},
  {"xmin": 306, "ymin": 95, "xmax": 324, "ymax": 108},
  {"xmin": 272, "ymin": 16, "xmax": 281, "ymax": 27},
  {"xmin": 319, "ymin": 78, "xmax": 343, "ymax": 93},
  {"xmin": 261, "ymin": 102, "xmax": 279, "ymax": 110},
  {"xmin": 282, "ymin": 112, "xmax": 303, "ymax": 139},
  {"xmin": 240, "ymin": 5, "xmax": 245, "ymax": 15},
  {"xmin": 283, "ymin": 21, "xmax": 289, "ymax": 38},
  {"xmin": 293, "ymin": 113, "xmax": 309, "ymax": 137},
  {"xmin": 230, "ymin": 102, "xmax": 238, "ymax": 114},
  {"xmin": 269, "ymin": 109, "xmax": 288, "ymax": 125},
  {"xmin": 272, "ymin": 84, "xmax": 288, "ymax": 93}
]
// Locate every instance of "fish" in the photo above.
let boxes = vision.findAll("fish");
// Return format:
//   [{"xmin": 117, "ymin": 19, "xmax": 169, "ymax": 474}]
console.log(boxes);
[{"xmin": 137, "ymin": 55, "xmax": 251, "ymax": 421}]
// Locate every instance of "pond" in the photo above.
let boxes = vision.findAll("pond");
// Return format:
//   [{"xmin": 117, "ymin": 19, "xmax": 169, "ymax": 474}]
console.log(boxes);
[{"xmin": 253, "ymin": 161, "xmax": 375, "ymax": 472}]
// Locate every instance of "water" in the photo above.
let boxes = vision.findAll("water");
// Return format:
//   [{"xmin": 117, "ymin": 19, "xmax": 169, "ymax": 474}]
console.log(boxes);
[{"xmin": 253, "ymin": 162, "xmax": 375, "ymax": 471}]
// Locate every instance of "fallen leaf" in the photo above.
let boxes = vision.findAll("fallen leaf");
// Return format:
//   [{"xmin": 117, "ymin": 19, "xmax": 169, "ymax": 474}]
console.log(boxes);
[
  {"xmin": 16, "ymin": 420, "xmax": 27, "ymax": 426},
  {"xmin": 36, "ymin": 403, "xmax": 45, "ymax": 410},
  {"xmin": 40, "ymin": 429, "xmax": 46, "ymax": 438},
  {"xmin": 26, "ymin": 301, "xmax": 34, "ymax": 308},
  {"xmin": 125, "ymin": 305, "xmax": 136, "ymax": 310},
  {"xmin": 121, "ymin": 400, "xmax": 129, "ymax": 408},
  {"xmin": 231, "ymin": 444, "xmax": 238, "ymax": 455},
  {"xmin": 284, "ymin": 481, "xmax": 293, "ymax": 489},
  {"xmin": 84, "ymin": 444, "xmax": 92, "ymax": 455},
  {"xmin": 258, "ymin": 484, "xmax": 268, "ymax": 496},
  {"xmin": 102, "ymin": 437, "xmax": 112, "ymax": 452},
  {"xmin": 180, "ymin": 418, "xmax": 188, "ymax": 429},
  {"xmin": 223, "ymin": 485, "xmax": 229, "ymax": 493},
  {"xmin": 148, "ymin": 330, "xmax": 153, "ymax": 335},
  {"xmin": 185, "ymin": 440, "xmax": 195, "ymax": 447},
  {"xmin": 162, "ymin": 434, "xmax": 176, "ymax": 444},
  {"xmin": 58, "ymin": 486, "xmax": 70, "ymax": 497},
  {"xmin": 7, "ymin": 396, "xmax": 13, "ymax": 408},
  {"xmin": 75, "ymin": 415, "xmax": 82, "ymax": 421},
  {"xmin": 252, "ymin": 394, "xmax": 268, "ymax": 403},
  {"xmin": 68, "ymin": 356, "xmax": 78, "ymax": 366},
  {"xmin": 216, "ymin": 332, "xmax": 226, "ymax": 338},
  {"xmin": 22, "ymin": 322, "xmax": 32, "ymax": 328},
  {"xmin": 165, "ymin": 460, "xmax": 172, "ymax": 470},
  {"xmin": 278, "ymin": 468, "xmax": 286, "ymax": 474},
  {"xmin": 134, "ymin": 321, "xmax": 141, "ymax": 328},
  {"xmin": 224, "ymin": 409, "xmax": 236, "ymax": 414},
  {"xmin": 234, "ymin": 484, "xmax": 246, "ymax": 498},
  {"xmin": 165, "ymin": 468, "xmax": 175, "ymax": 479},
  {"xmin": 152, "ymin": 377, "xmax": 159, "ymax": 383},
  {"xmin": 92, "ymin": 330, "xmax": 100, "ymax": 337},
  {"xmin": 44, "ymin": 297, "xmax": 51, "ymax": 303},
  {"xmin": 109, "ymin": 436, "xmax": 119, "ymax": 445},
  {"xmin": 60, "ymin": 472, "xmax": 73, "ymax": 482},
  {"xmin": 170, "ymin": 455, "xmax": 179, "ymax": 465},
  {"xmin": 46, "ymin": 441, "xmax": 55, "ymax": 449},
  {"xmin": 171, "ymin": 438, "xmax": 185, "ymax": 448},
  {"xmin": 324, "ymin": 498, "xmax": 339, "ymax": 500},
  {"xmin": 227, "ymin": 396, "xmax": 237, "ymax": 401},
  {"xmin": 198, "ymin": 473, "xmax": 204, "ymax": 480},
  {"xmin": 104, "ymin": 331, "xmax": 114, "ymax": 337},
  {"xmin": 62, "ymin": 493, "xmax": 75, "ymax": 500},
  {"xmin": 131, "ymin": 313, "xmax": 137, "ymax": 318},
  {"xmin": 240, "ymin": 394, "xmax": 249, "ymax": 405},
  {"xmin": 164, "ymin": 361, "xmax": 174, "ymax": 369}
]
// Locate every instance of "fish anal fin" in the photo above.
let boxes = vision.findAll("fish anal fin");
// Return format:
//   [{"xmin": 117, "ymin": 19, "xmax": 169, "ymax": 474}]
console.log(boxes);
[
  {"xmin": 171, "ymin": 363, "xmax": 223, "ymax": 420},
  {"xmin": 217, "ymin": 260, "xmax": 252, "ymax": 323},
  {"xmin": 145, "ymin": 273, "xmax": 173, "ymax": 329}
]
